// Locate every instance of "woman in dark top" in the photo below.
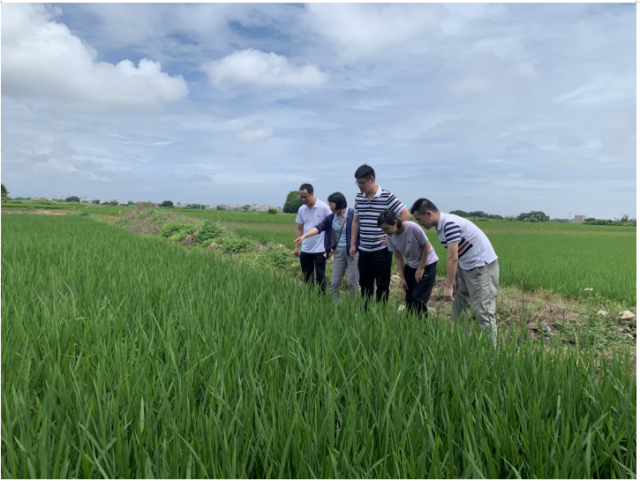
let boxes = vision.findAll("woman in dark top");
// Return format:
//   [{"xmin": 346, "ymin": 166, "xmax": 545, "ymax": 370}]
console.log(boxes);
[{"xmin": 294, "ymin": 192, "xmax": 360, "ymax": 304}]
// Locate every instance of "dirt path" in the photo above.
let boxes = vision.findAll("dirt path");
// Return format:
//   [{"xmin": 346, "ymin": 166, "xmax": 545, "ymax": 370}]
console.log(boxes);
[{"xmin": 1, "ymin": 209, "xmax": 68, "ymax": 215}]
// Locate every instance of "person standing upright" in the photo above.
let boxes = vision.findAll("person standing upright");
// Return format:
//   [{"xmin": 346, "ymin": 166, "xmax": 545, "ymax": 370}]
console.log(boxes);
[
  {"xmin": 410, "ymin": 198, "xmax": 499, "ymax": 346},
  {"xmin": 349, "ymin": 164, "xmax": 411, "ymax": 307},
  {"xmin": 293, "ymin": 183, "xmax": 332, "ymax": 292},
  {"xmin": 294, "ymin": 192, "xmax": 360, "ymax": 305}
]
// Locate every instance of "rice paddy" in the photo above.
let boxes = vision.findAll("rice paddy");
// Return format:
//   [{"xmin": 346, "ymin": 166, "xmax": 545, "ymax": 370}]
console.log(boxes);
[{"xmin": 1, "ymin": 214, "xmax": 636, "ymax": 478}]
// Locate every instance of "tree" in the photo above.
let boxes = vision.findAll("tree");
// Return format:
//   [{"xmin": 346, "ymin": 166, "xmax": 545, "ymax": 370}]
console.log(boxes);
[
  {"xmin": 621, "ymin": 214, "xmax": 629, "ymax": 222},
  {"xmin": 109, "ymin": 200, "xmax": 118, "ymax": 206},
  {"xmin": 283, "ymin": 190, "xmax": 303, "ymax": 214},
  {"xmin": 65, "ymin": 196, "xmax": 80, "ymax": 203},
  {"xmin": 268, "ymin": 207, "xmax": 278, "ymax": 215},
  {"xmin": 92, "ymin": 199, "xmax": 100, "ymax": 204},
  {"xmin": 216, "ymin": 205, "xmax": 226, "ymax": 210},
  {"xmin": 128, "ymin": 201, "xmax": 135, "ymax": 205},
  {"xmin": 160, "ymin": 200, "xmax": 174, "ymax": 208},
  {"xmin": 242, "ymin": 205, "xmax": 250, "ymax": 212},
  {"xmin": 450, "ymin": 210, "xmax": 469, "ymax": 217},
  {"xmin": 517, "ymin": 211, "xmax": 549, "ymax": 222},
  {"xmin": 1, "ymin": 184, "xmax": 8, "ymax": 197},
  {"xmin": 177, "ymin": 202, "xmax": 181, "ymax": 207}
]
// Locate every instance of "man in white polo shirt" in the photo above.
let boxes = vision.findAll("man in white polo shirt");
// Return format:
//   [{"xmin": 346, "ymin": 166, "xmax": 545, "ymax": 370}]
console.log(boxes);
[
  {"xmin": 349, "ymin": 164, "xmax": 411, "ymax": 307},
  {"xmin": 293, "ymin": 183, "xmax": 332, "ymax": 292},
  {"xmin": 378, "ymin": 210, "xmax": 439, "ymax": 319},
  {"xmin": 410, "ymin": 198, "xmax": 499, "ymax": 346}
]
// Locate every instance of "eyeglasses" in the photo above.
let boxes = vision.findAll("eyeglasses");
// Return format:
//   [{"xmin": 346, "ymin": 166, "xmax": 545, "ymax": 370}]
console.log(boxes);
[{"xmin": 355, "ymin": 180, "xmax": 368, "ymax": 186}]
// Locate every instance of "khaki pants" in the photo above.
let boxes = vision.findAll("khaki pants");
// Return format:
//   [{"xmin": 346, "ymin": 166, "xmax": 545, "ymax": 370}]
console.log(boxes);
[
  {"xmin": 452, "ymin": 259, "xmax": 499, "ymax": 347},
  {"xmin": 330, "ymin": 248, "xmax": 359, "ymax": 305}
]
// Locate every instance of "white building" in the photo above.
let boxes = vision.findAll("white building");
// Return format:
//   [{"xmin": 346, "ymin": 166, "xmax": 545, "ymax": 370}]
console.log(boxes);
[{"xmin": 572, "ymin": 215, "xmax": 587, "ymax": 224}]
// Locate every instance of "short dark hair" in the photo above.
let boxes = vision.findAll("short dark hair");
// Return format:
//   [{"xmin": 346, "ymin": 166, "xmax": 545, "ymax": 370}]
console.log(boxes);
[
  {"xmin": 377, "ymin": 210, "xmax": 399, "ymax": 227},
  {"xmin": 354, "ymin": 164, "xmax": 375, "ymax": 181},
  {"xmin": 299, "ymin": 183, "xmax": 314, "ymax": 195},
  {"xmin": 327, "ymin": 192, "xmax": 347, "ymax": 210},
  {"xmin": 410, "ymin": 198, "xmax": 439, "ymax": 215}
]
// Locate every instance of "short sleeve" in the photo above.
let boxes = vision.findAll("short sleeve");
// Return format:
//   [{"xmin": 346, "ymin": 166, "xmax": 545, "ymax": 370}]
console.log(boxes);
[
  {"xmin": 386, "ymin": 235, "xmax": 397, "ymax": 252},
  {"xmin": 411, "ymin": 223, "xmax": 428, "ymax": 245},
  {"xmin": 443, "ymin": 220, "xmax": 461, "ymax": 244},
  {"xmin": 295, "ymin": 207, "xmax": 303, "ymax": 224},
  {"xmin": 386, "ymin": 192, "xmax": 404, "ymax": 215},
  {"xmin": 353, "ymin": 196, "xmax": 359, "ymax": 216}
]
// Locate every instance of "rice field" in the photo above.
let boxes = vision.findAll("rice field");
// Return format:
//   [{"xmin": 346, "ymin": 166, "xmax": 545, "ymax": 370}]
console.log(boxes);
[
  {"xmin": 173, "ymin": 211, "xmax": 636, "ymax": 306},
  {"xmin": 1, "ymin": 214, "xmax": 636, "ymax": 478}
]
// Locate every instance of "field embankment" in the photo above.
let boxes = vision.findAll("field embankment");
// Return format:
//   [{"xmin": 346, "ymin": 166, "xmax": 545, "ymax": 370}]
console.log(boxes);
[{"xmin": 1, "ymin": 214, "xmax": 636, "ymax": 478}]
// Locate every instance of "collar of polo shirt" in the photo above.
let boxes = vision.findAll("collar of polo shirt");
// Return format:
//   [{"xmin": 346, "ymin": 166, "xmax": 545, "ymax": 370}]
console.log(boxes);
[
  {"xmin": 436, "ymin": 212, "xmax": 446, "ymax": 231},
  {"xmin": 365, "ymin": 185, "xmax": 381, "ymax": 201}
]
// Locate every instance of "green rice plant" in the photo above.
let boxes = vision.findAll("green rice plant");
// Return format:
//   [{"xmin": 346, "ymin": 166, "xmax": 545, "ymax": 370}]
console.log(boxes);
[{"xmin": 1, "ymin": 215, "xmax": 636, "ymax": 478}]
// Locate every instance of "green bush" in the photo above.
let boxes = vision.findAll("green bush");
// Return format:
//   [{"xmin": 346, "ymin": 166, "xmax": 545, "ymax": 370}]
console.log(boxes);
[
  {"xmin": 168, "ymin": 230, "xmax": 194, "ymax": 242},
  {"xmin": 220, "ymin": 236, "xmax": 256, "ymax": 254},
  {"xmin": 161, "ymin": 221, "xmax": 197, "ymax": 238},
  {"xmin": 260, "ymin": 244, "xmax": 293, "ymax": 269},
  {"xmin": 197, "ymin": 220, "xmax": 229, "ymax": 245}
]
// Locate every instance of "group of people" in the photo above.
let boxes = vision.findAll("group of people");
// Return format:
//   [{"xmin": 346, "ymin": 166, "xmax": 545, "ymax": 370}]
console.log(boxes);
[{"xmin": 293, "ymin": 164, "xmax": 500, "ymax": 345}]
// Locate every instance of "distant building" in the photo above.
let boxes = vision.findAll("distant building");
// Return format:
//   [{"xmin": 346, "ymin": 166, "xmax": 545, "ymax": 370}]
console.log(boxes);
[{"xmin": 572, "ymin": 215, "xmax": 587, "ymax": 224}]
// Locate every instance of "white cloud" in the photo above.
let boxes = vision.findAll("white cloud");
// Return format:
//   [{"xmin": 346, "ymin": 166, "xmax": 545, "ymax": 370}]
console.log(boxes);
[
  {"xmin": 202, "ymin": 49, "xmax": 328, "ymax": 89},
  {"xmin": 558, "ymin": 134, "xmax": 585, "ymax": 149},
  {"xmin": 141, "ymin": 186, "xmax": 153, "ymax": 192},
  {"xmin": 187, "ymin": 174, "xmax": 214, "ymax": 183},
  {"xmin": 505, "ymin": 140, "xmax": 539, "ymax": 152},
  {"xmin": 234, "ymin": 127, "xmax": 274, "ymax": 143},
  {"xmin": 305, "ymin": 4, "xmax": 446, "ymax": 60},
  {"xmin": 2, "ymin": 4, "xmax": 189, "ymax": 112},
  {"xmin": 546, "ymin": 155, "xmax": 594, "ymax": 169}
]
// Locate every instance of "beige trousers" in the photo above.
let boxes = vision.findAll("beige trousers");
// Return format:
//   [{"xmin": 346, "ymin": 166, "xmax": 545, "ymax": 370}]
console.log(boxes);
[{"xmin": 452, "ymin": 259, "xmax": 499, "ymax": 347}]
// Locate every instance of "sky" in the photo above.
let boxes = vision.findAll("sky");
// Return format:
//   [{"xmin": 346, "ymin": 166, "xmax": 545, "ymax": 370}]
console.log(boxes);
[{"xmin": 2, "ymin": 3, "xmax": 636, "ymax": 219}]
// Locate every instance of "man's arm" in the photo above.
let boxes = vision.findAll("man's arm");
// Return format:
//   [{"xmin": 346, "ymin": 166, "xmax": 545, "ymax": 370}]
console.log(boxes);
[
  {"xmin": 444, "ymin": 241, "xmax": 459, "ymax": 301},
  {"xmin": 293, "ymin": 223, "xmax": 304, "ymax": 258},
  {"xmin": 399, "ymin": 207, "xmax": 411, "ymax": 222},
  {"xmin": 394, "ymin": 250, "xmax": 408, "ymax": 293},
  {"xmin": 295, "ymin": 227, "xmax": 319, "ymax": 245},
  {"xmin": 349, "ymin": 214, "xmax": 360, "ymax": 259}
]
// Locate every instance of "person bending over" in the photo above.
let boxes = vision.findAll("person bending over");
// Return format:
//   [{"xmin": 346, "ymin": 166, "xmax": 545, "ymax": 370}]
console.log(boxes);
[
  {"xmin": 410, "ymin": 198, "xmax": 499, "ymax": 346},
  {"xmin": 378, "ymin": 210, "xmax": 438, "ymax": 318}
]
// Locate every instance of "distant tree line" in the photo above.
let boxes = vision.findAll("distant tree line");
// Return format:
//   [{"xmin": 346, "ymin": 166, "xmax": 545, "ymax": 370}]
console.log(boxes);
[
  {"xmin": 583, "ymin": 215, "xmax": 635, "ymax": 226},
  {"xmin": 451, "ymin": 209, "xmax": 551, "ymax": 222},
  {"xmin": 183, "ymin": 203, "xmax": 206, "ymax": 209},
  {"xmin": 450, "ymin": 210, "xmax": 504, "ymax": 220}
]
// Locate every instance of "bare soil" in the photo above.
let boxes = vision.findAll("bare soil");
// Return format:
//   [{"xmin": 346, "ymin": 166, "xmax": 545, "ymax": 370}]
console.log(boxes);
[{"xmin": 1, "ymin": 209, "xmax": 68, "ymax": 215}]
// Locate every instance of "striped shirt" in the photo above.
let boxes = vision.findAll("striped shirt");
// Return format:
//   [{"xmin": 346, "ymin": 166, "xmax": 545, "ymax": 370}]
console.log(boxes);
[
  {"xmin": 435, "ymin": 213, "xmax": 498, "ymax": 270},
  {"xmin": 354, "ymin": 186, "xmax": 404, "ymax": 252}
]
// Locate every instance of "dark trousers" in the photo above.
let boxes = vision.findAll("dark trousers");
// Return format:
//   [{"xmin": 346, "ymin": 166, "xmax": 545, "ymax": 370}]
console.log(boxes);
[
  {"xmin": 300, "ymin": 252, "xmax": 327, "ymax": 292},
  {"xmin": 404, "ymin": 261, "xmax": 437, "ymax": 318},
  {"xmin": 358, "ymin": 248, "xmax": 393, "ymax": 306}
]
